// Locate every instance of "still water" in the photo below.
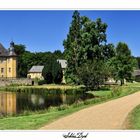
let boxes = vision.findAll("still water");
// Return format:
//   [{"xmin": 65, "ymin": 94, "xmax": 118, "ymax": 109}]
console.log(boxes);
[{"xmin": 0, "ymin": 89, "xmax": 94, "ymax": 116}]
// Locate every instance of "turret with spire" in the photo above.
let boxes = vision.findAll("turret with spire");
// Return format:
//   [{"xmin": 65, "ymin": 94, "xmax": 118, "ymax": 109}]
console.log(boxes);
[{"xmin": 9, "ymin": 41, "xmax": 16, "ymax": 56}]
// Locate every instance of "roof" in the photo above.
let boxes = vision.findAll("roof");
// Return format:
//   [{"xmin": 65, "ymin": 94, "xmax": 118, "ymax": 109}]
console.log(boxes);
[
  {"xmin": 0, "ymin": 43, "xmax": 9, "ymax": 56},
  {"xmin": 57, "ymin": 59, "xmax": 67, "ymax": 69},
  {"xmin": 28, "ymin": 66, "xmax": 44, "ymax": 73},
  {"xmin": 0, "ymin": 42, "xmax": 16, "ymax": 57},
  {"xmin": 133, "ymin": 70, "xmax": 140, "ymax": 76}
]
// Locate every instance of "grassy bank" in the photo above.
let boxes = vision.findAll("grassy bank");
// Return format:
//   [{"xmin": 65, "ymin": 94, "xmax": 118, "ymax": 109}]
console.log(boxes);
[
  {"xmin": 0, "ymin": 84, "xmax": 83, "ymax": 91},
  {"xmin": 0, "ymin": 84, "xmax": 140, "ymax": 129},
  {"xmin": 125, "ymin": 104, "xmax": 140, "ymax": 129}
]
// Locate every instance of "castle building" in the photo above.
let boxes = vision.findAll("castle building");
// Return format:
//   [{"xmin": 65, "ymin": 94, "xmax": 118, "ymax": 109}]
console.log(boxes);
[{"xmin": 0, "ymin": 41, "xmax": 17, "ymax": 78}]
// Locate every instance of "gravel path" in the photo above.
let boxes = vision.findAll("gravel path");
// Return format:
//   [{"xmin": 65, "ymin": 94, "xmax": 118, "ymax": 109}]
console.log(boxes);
[{"xmin": 40, "ymin": 91, "xmax": 140, "ymax": 130}]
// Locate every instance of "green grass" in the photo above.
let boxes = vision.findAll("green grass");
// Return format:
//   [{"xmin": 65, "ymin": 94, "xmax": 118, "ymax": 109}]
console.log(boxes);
[
  {"xmin": 0, "ymin": 106, "xmax": 85, "ymax": 130},
  {"xmin": 125, "ymin": 104, "xmax": 140, "ymax": 129},
  {"xmin": 0, "ymin": 83, "xmax": 140, "ymax": 129},
  {"xmin": 0, "ymin": 84, "xmax": 83, "ymax": 90},
  {"xmin": 89, "ymin": 90, "xmax": 111, "ymax": 97}
]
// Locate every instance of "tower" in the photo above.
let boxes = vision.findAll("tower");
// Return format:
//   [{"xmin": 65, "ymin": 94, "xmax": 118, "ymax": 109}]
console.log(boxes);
[{"xmin": 6, "ymin": 41, "xmax": 17, "ymax": 78}]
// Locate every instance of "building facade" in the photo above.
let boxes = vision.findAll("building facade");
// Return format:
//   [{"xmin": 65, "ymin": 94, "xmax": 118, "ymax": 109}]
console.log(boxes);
[
  {"xmin": 27, "ymin": 66, "xmax": 44, "ymax": 79},
  {"xmin": 57, "ymin": 59, "xmax": 67, "ymax": 83},
  {"xmin": 0, "ymin": 42, "xmax": 17, "ymax": 78}
]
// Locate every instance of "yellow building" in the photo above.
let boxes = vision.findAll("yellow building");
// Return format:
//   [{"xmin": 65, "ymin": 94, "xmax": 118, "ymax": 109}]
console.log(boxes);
[
  {"xmin": 0, "ymin": 41, "xmax": 17, "ymax": 78},
  {"xmin": 27, "ymin": 66, "xmax": 44, "ymax": 79}
]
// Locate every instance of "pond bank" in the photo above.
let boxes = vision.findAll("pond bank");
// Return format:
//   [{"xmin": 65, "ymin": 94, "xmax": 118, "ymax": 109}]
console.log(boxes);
[
  {"xmin": 40, "ymin": 91, "xmax": 140, "ymax": 130},
  {"xmin": 0, "ymin": 85, "xmax": 140, "ymax": 129}
]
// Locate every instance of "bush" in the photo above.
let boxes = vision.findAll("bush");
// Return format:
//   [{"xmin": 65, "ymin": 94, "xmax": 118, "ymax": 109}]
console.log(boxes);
[
  {"xmin": 57, "ymin": 104, "xmax": 70, "ymax": 111},
  {"xmin": 111, "ymin": 86, "xmax": 122, "ymax": 97},
  {"xmin": 38, "ymin": 80, "xmax": 46, "ymax": 85}
]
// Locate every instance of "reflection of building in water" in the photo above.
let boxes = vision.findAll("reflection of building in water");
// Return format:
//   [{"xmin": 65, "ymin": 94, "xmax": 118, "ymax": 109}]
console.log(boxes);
[
  {"xmin": 60, "ymin": 94, "xmax": 66, "ymax": 104},
  {"xmin": 0, "ymin": 93, "xmax": 16, "ymax": 115}
]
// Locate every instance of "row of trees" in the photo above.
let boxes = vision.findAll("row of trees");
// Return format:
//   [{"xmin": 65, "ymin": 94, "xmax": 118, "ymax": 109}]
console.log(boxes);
[
  {"xmin": 63, "ymin": 11, "xmax": 137, "ymax": 89},
  {"xmin": 13, "ymin": 44, "xmax": 64, "ymax": 78}
]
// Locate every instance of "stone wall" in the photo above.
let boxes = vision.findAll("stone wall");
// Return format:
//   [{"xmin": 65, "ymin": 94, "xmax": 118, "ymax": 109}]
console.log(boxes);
[{"xmin": 0, "ymin": 78, "xmax": 32, "ymax": 87}]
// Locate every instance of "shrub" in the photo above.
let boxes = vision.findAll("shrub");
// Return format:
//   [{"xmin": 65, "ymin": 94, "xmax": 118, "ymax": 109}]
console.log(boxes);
[
  {"xmin": 57, "ymin": 104, "xmax": 70, "ymax": 111},
  {"xmin": 111, "ymin": 86, "xmax": 122, "ymax": 97},
  {"xmin": 38, "ymin": 80, "xmax": 46, "ymax": 85}
]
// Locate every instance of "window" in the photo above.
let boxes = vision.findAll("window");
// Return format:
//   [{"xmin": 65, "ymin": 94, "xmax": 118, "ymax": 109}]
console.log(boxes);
[
  {"xmin": 1, "ymin": 68, "xmax": 4, "ymax": 73},
  {"xmin": 9, "ymin": 68, "xmax": 11, "ymax": 73}
]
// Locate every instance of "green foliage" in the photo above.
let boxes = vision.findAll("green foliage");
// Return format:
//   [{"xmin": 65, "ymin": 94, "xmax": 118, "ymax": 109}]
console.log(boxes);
[
  {"xmin": 109, "ymin": 42, "xmax": 136, "ymax": 85},
  {"xmin": 42, "ymin": 59, "xmax": 63, "ymax": 84},
  {"xmin": 111, "ymin": 86, "xmax": 122, "ymax": 96},
  {"xmin": 13, "ymin": 44, "xmax": 64, "ymax": 78},
  {"xmin": 78, "ymin": 60, "xmax": 107, "ymax": 90},
  {"xmin": 14, "ymin": 44, "xmax": 26, "ymax": 55},
  {"xmin": 63, "ymin": 11, "xmax": 82, "ymax": 83},
  {"xmin": 64, "ymin": 11, "xmax": 115, "ymax": 88},
  {"xmin": 38, "ymin": 80, "xmax": 46, "ymax": 85},
  {"xmin": 42, "ymin": 59, "xmax": 53, "ymax": 84},
  {"xmin": 126, "ymin": 104, "xmax": 140, "ymax": 129}
]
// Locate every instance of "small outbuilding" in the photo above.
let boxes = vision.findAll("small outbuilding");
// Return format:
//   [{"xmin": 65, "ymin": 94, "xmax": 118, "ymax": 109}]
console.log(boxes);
[
  {"xmin": 27, "ymin": 65, "xmax": 44, "ymax": 79},
  {"xmin": 57, "ymin": 59, "xmax": 67, "ymax": 83},
  {"xmin": 133, "ymin": 69, "xmax": 140, "ymax": 82}
]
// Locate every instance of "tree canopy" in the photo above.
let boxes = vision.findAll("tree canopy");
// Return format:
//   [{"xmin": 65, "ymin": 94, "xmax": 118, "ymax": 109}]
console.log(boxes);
[
  {"xmin": 14, "ymin": 44, "xmax": 64, "ymax": 78},
  {"xmin": 42, "ymin": 58, "xmax": 63, "ymax": 84},
  {"xmin": 109, "ymin": 42, "xmax": 137, "ymax": 85},
  {"xmin": 63, "ymin": 11, "xmax": 115, "ymax": 88}
]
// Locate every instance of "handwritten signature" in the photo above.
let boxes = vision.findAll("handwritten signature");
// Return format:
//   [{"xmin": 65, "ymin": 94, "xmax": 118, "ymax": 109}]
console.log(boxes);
[{"xmin": 63, "ymin": 132, "xmax": 88, "ymax": 140}]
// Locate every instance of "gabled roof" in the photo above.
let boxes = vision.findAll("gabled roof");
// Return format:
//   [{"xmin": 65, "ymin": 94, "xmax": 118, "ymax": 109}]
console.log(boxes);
[
  {"xmin": 57, "ymin": 59, "xmax": 67, "ymax": 69},
  {"xmin": 0, "ymin": 43, "xmax": 9, "ymax": 56},
  {"xmin": 29, "ymin": 66, "xmax": 44, "ymax": 73}
]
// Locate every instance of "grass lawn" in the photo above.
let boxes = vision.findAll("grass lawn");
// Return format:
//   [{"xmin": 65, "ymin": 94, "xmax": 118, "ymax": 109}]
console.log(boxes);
[
  {"xmin": 0, "ymin": 83, "xmax": 140, "ymax": 129},
  {"xmin": 125, "ymin": 104, "xmax": 140, "ymax": 129}
]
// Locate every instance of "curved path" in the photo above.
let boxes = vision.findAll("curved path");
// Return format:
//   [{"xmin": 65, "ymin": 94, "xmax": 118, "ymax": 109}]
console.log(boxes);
[{"xmin": 40, "ymin": 91, "xmax": 140, "ymax": 130}]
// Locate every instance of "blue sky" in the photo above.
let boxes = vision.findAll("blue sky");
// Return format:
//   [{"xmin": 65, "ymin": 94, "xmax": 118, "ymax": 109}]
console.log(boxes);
[{"xmin": 0, "ymin": 10, "xmax": 139, "ymax": 56}]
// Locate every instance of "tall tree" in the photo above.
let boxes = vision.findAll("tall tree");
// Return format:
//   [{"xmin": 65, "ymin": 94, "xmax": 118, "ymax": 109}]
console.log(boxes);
[
  {"xmin": 13, "ymin": 44, "xmax": 26, "ymax": 77},
  {"xmin": 64, "ymin": 11, "xmax": 115, "ymax": 88},
  {"xmin": 63, "ymin": 11, "xmax": 82, "ymax": 83},
  {"xmin": 42, "ymin": 58, "xmax": 54, "ymax": 84},
  {"xmin": 109, "ymin": 42, "xmax": 136, "ymax": 85},
  {"xmin": 42, "ymin": 58, "xmax": 63, "ymax": 84}
]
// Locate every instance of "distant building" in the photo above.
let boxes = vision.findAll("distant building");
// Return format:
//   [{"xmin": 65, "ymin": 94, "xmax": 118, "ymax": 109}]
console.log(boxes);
[
  {"xmin": 27, "ymin": 59, "xmax": 67, "ymax": 83},
  {"xmin": 0, "ymin": 41, "xmax": 17, "ymax": 78},
  {"xmin": 57, "ymin": 59, "xmax": 67, "ymax": 83},
  {"xmin": 133, "ymin": 69, "xmax": 140, "ymax": 82},
  {"xmin": 57, "ymin": 59, "xmax": 67, "ymax": 69},
  {"xmin": 27, "ymin": 65, "xmax": 44, "ymax": 79}
]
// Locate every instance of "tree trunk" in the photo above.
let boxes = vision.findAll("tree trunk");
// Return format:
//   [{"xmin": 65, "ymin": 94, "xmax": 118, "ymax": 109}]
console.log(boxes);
[{"xmin": 120, "ymin": 79, "xmax": 124, "ymax": 86}]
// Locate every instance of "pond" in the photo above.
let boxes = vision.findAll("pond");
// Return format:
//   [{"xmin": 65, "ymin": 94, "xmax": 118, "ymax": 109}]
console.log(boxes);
[{"xmin": 0, "ymin": 88, "xmax": 94, "ymax": 116}]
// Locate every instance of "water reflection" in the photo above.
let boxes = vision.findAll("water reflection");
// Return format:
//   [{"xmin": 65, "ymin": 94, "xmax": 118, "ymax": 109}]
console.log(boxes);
[
  {"xmin": 0, "ymin": 90, "xmax": 94, "ymax": 116},
  {"xmin": 0, "ymin": 93, "xmax": 16, "ymax": 115}
]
